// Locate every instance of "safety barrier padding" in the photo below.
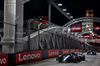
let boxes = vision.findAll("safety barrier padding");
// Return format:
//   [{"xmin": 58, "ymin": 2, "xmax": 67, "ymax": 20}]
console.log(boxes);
[
  {"xmin": 16, "ymin": 51, "xmax": 42, "ymax": 64},
  {"xmin": 0, "ymin": 54, "xmax": 8, "ymax": 66},
  {"xmin": 70, "ymin": 49, "xmax": 75, "ymax": 53},
  {"xmin": 0, "ymin": 49, "xmax": 86, "ymax": 66},
  {"xmin": 62, "ymin": 49, "xmax": 69, "ymax": 55},
  {"xmin": 76, "ymin": 49, "xmax": 79, "ymax": 52},
  {"xmin": 8, "ymin": 54, "xmax": 16, "ymax": 66},
  {"xmin": 42, "ymin": 50, "xmax": 48, "ymax": 59},
  {"xmin": 48, "ymin": 49, "xmax": 59, "ymax": 58}
]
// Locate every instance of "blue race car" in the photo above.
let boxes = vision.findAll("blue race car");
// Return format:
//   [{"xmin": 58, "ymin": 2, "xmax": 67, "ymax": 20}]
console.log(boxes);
[
  {"xmin": 56, "ymin": 52, "xmax": 85, "ymax": 63},
  {"xmin": 87, "ymin": 50, "xmax": 96, "ymax": 55}
]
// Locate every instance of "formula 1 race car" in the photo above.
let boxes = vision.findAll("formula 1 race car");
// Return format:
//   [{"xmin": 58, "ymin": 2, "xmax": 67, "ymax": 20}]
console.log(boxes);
[
  {"xmin": 87, "ymin": 50, "xmax": 96, "ymax": 55},
  {"xmin": 56, "ymin": 52, "xmax": 85, "ymax": 63}
]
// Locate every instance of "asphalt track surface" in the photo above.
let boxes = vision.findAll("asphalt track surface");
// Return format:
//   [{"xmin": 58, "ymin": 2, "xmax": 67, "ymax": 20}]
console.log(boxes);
[{"xmin": 17, "ymin": 53, "xmax": 100, "ymax": 66}]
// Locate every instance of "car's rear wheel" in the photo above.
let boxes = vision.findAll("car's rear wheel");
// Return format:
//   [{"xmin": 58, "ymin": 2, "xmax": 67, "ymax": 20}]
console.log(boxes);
[
  {"xmin": 82, "ymin": 55, "xmax": 85, "ymax": 61},
  {"xmin": 58, "ymin": 55, "xmax": 63, "ymax": 62},
  {"xmin": 59, "ymin": 60, "xmax": 63, "ymax": 62},
  {"xmin": 73, "ymin": 56, "xmax": 77, "ymax": 63}
]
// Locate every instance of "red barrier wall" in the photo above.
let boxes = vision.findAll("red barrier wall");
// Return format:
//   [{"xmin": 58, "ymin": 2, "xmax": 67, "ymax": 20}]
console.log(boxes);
[
  {"xmin": 76, "ymin": 49, "xmax": 79, "ymax": 52},
  {"xmin": 48, "ymin": 49, "xmax": 59, "ymax": 58},
  {"xmin": 0, "ymin": 49, "xmax": 88, "ymax": 65},
  {"xmin": 70, "ymin": 49, "xmax": 75, "ymax": 53},
  {"xmin": 16, "ymin": 51, "xmax": 42, "ymax": 64},
  {"xmin": 62, "ymin": 49, "xmax": 69, "ymax": 55},
  {"xmin": 80, "ymin": 49, "xmax": 83, "ymax": 52},
  {"xmin": 0, "ymin": 54, "xmax": 8, "ymax": 66}
]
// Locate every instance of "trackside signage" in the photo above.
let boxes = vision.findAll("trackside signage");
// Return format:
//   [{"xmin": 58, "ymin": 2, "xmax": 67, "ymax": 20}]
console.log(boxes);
[
  {"xmin": 48, "ymin": 49, "xmax": 59, "ymax": 58},
  {"xmin": 80, "ymin": 49, "xmax": 82, "ymax": 52},
  {"xmin": 94, "ymin": 26, "xmax": 100, "ymax": 30},
  {"xmin": 76, "ymin": 49, "xmax": 79, "ymax": 52},
  {"xmin": 0, "ymin": 54, "xmax": 8, "ymax": 66},
  {"xmin": 62, "ymin": 49, "xmax": 69, "ymax": 55},
  {"xmin": 71, "ymin": 27, "xmax": 82, "ymax": 31},
  {"xmin": 83, "ymin": 35, "xmax": 90, "ymax": 38},
  {"xmin": 70, "ymin": 49, "xmax": 75, "ymax": 53},
  {"xmin": 16, "ymin": 51, "xmax": 42, "ymax": 64}
]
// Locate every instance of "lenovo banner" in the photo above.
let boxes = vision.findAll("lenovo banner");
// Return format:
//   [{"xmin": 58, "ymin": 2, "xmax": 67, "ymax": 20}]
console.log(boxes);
[
  {"xmin": 94, "ymin": 26, "xmax": 100, "ymax": 30},
  {"xmin": 16, "ymin": 51, "xmax": 42, "ymax": 64},
  {"xmin": 83, "ymin": 35, "xmax": 90, "ymax": 38},
  {"xmin": 62, "ymin": 49, "xmax": 69, "ymax": 55},
  {"xmin": 93, "ymin": 22, "xmax": 100, "ymax": 32},
  {"xmin": 76, "ymin": 49, "xmax": 79, "ymax": 52},
  {"xmin": 0, "ymin": 54, "xmax": 8, "ymax": 66},
  {"xmin": 70, "ymin": 49, "xmax": 75, "ymax": 53},
  {"xmin": 80, "ymin": 49, "xmax": 83, "ymax": 52},
  {"xmin": 71, "ymin": 22, "xmax": 82, "ymax": 32},
  {"xmin": 48, "ymin": 49, "xmax": 59, "ymax": 58},
  {"xmin": 71, "ymin": 27, "xmax": 82, "ymax": 31}
]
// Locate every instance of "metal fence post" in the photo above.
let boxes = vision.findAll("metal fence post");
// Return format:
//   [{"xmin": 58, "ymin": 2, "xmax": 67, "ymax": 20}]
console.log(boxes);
[
  {"xmin": 38, "ymin": 23, "xmax": 42, "ymax": 50},
  {"xmin": 27, "ymin": 19, "xmax": 33, "ymax": 51}
]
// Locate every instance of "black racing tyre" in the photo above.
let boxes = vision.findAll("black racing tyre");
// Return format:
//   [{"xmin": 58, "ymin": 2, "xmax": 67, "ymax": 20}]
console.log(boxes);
[
  {"xmin": 56, "ymin": 57, "xmax": 63, "ymax": 62},
  {"xmin": 94, "ymin": 53, "xmax": 96, "ymax": 55},
  {"xmin": 59, "ymin": 59, "xmax": 63, "ymax": 62},
  {"xmin": 82, "ymin": 55, "xmax": 85, "ymax": 61},
  {"xmin": 73, "ymin": 56, "xmax": 77, "ymax": 63},
  {"xmin": 56, "ymin": 57, "xmax": 59, "ymax": 61},
  {"xmin": 65, "ymin": 60, "xmax": 69, "ymax": 63},
  {"xmin": 58, "ymin": 55, "xmax": 63, "ymax": 62},
  {"xmin": 87, "ymin": 53, "xmax": 89, "ymax": 55},
  {"xmin": 95, "ymin": 53, "xmax": 96, "ymax": 55},
  {"xmin": 80, "ymin": 55, "xmax": 85, "ymax": 61}
]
